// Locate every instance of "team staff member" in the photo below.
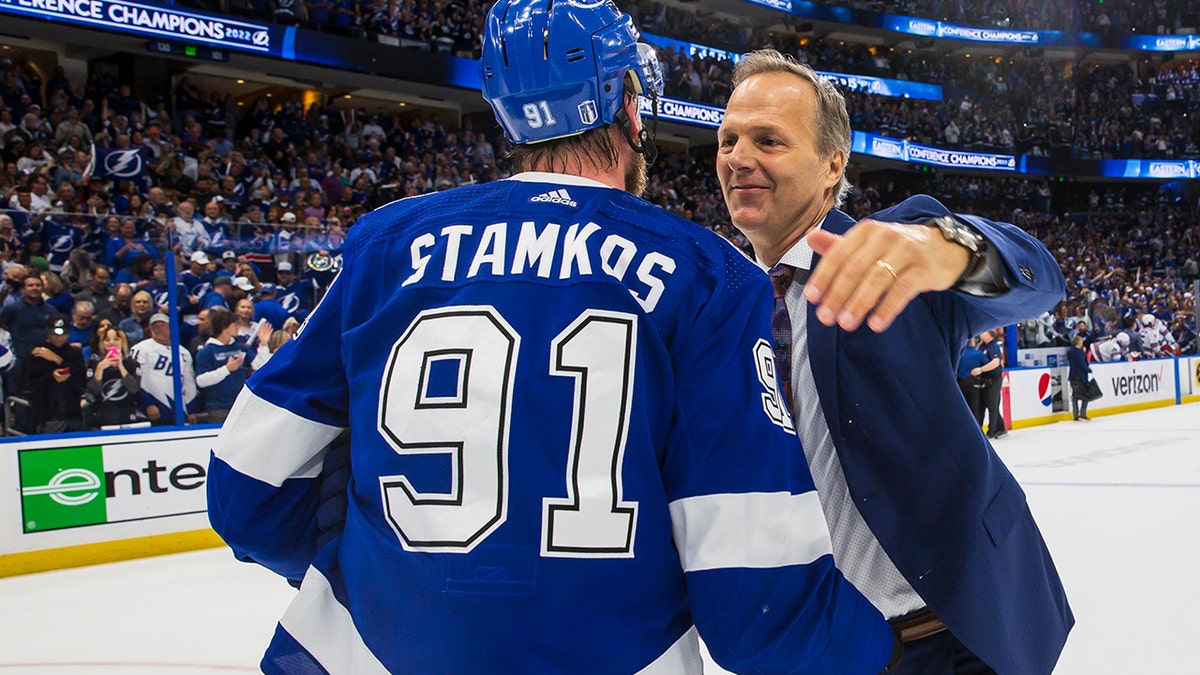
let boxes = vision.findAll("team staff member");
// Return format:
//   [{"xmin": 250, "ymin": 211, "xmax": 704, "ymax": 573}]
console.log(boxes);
[
  {"xmin": 717, "ymin": 49, "xmax": 1072, "ymax": 674},
  {"xmin": 974, "ymin": 329, "xmax": 1006, "ymax": 439},
  {"xmin": 208, "ymin": 4, "xmax": 896, "ymax": 674},
  {"xmin": 955, "ymin": 337, "xmax": 986, "ymax": 426}
]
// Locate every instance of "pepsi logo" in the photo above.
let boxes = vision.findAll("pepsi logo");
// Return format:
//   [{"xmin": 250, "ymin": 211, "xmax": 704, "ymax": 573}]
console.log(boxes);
[{"xmin": 1037, "ymin": 373, "xmax": 1052, "ymax": 407}]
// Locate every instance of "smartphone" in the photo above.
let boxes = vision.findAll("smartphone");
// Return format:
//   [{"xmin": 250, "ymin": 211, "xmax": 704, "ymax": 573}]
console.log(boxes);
[{"xmin": 106, "ymin": 346, "xmax": 120, "ymax": 360}]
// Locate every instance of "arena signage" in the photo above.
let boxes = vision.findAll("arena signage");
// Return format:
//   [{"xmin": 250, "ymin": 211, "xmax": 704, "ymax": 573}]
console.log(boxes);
[
  {"xmin": 1098, "ymin": 159, "xmax": 1199, "ymax": 179},
  {"xmin": 14, "ymin": 435, "xmax": 212, "ymax": 534},
  {"xmin": 643, "ymin": 33, "xmax": 944, "ymax": 101},
  {"xmin": 1127, "ymin": 34, "xmax": 1200, "ymax": 52},
  {"xmin": 1079, "ymin": 360, "xmax": 1176, "ymax": 413},
  {"xmin": 881, "ymin": 14, "xmax": 1052, "ymax": 45},
  {"xmin": 642, "ymin": 96, "xmax": 724, "ymax": 128},
  {"xmin": 743, "ymin": 0, "xmax": 793, "ymax": 12},
  {"xmin": 0, "ymin": 0, "xmax": 272, "ymax": 53},
  {"xmin": 853, "ymin": 132, "xmax": 1018, "ymax": 171}
]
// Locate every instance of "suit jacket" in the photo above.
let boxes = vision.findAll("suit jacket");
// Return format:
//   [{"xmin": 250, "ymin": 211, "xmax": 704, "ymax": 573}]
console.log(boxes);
[{"xmin": 807, "ymin": 195, "xmax": 1073, "ymax": 675}]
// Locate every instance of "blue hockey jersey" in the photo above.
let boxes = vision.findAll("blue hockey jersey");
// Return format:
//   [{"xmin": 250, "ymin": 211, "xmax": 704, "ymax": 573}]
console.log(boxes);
[{"xmin": 208, "ymin": 172, "xmax": 892, "ymax": 674}]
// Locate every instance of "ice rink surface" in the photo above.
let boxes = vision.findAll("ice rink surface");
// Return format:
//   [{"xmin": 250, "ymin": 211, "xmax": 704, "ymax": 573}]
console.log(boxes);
[{"xmin": 2, "ymin": 404, "xmax": 1198, "ymax": 674}]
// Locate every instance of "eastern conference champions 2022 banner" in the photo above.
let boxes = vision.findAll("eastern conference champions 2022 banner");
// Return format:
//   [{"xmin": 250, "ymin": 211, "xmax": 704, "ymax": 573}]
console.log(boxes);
[{"xmin": 0, "ymin": 0, "xmax": 273, "ymax": 54}]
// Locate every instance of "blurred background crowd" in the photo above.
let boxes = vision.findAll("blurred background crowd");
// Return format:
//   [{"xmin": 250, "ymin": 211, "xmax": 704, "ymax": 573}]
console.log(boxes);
[{"xmin": 0, "ymin": 0, "xmax": 1196, "ymax": 433}]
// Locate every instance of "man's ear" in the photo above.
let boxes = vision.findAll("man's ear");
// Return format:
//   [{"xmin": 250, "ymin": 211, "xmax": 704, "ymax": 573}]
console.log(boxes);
[
  {"xmin": 621, "ymin": 90, "xmax": 642, "ymax": 140},
  {"xmin": 825, "ymin": 149, "xmax": 847, "ymax": 190}
]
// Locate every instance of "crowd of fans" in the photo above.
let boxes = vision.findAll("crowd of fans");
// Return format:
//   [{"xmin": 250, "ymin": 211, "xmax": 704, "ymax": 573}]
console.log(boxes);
[
  {"xmin": 178, "ymin": 0, "xmax": 1200, "ymax": 160},
  {"xmin": 1, "ymin": 0, "xmax": 1198, "ymax": 434}
]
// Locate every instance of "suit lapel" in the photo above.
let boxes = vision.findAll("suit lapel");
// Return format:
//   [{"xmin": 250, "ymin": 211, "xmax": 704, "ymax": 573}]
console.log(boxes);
[{"xmin": 806, "ymin": 210, "xmax": 855, "ymax": 444}]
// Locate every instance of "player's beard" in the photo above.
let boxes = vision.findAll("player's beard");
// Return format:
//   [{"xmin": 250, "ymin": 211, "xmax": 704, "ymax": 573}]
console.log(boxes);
[{"xmin": 625, "ymin": 149, "xmax": 647, "ymax": 197}]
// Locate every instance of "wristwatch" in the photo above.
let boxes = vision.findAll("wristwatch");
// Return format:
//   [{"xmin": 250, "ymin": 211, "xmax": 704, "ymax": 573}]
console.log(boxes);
[{"xmin": 928, "ymin": 215, "xmax": 987, "ymax": 284}]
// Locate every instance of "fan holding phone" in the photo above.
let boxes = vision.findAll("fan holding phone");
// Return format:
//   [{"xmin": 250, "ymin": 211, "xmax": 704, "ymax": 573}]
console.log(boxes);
[{"xmin": 86, "ymin": 326, "xmax": 143, "ymax": 428}]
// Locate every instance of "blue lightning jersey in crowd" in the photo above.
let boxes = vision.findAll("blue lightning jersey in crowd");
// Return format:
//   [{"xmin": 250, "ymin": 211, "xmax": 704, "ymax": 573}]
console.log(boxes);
[{"xmin": 208, "ymin": 173, "xmax": 892, "ymax": 674}]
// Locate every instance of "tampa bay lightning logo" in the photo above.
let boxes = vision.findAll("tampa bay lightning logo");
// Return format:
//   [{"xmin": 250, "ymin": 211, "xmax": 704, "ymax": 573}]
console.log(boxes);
[
  {"xmin": 51, "ymin": 234, "xmax": 75, "ymax": 252},
  {"xmin": 280, "ymin": 293, "xmax": 301, "ymax": 314},
  {"xmin": 578, "ymin": 101, "xmax": 597, "ymax": 126},
  {"xmin": 102, "ymin": 149, "xmax": 144, "ymax": 178},
  {"xmin": 102, "ymin": 379, "xmax": 129, "ymax": 402},
  {"xmin": 154, "ymin": 291, "xmax": 169, "ymax": 308}
]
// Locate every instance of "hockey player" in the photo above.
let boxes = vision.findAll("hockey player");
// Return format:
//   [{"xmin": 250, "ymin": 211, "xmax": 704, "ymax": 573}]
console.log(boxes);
[
  {"xmin": 1088, "ymin": 331, "xmax": 1133, "ymax": 363},
  {"xmin": 1138, "ymin": 313, "xmax": 1178, "ymax": 358},
  {"xmin": 206, "ymin": 1, "xmax": 899, "ymax": 673}
]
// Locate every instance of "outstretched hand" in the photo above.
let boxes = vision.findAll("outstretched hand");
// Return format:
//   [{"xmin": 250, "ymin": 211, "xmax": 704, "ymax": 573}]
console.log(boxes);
[{"xmin": 804, "ymin": 220, "xmax": 970, "ymax": 332}]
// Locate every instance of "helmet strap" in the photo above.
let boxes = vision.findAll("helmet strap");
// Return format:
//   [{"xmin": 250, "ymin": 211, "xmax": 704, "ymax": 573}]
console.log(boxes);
[{"xmin": 615, "ymin": 88, "xmax": 659, "ymax": 165}]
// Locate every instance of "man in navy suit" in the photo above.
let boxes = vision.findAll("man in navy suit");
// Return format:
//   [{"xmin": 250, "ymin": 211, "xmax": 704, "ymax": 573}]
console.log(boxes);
[{"xmin": 718, "ymin": 49, "xmax": 1073, "ymax": 674}]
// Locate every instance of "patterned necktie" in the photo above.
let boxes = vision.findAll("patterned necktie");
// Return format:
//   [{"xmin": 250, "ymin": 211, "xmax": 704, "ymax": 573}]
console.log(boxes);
[{"xmin": 769, "ymin": 263, "xmax": 808, "ymax": 408}]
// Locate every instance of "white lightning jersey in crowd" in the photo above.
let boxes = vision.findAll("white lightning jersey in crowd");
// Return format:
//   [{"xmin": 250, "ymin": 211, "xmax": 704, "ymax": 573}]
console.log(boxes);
[
  {"xmin": 129, "ymin": 337, "xmax": 197, "ymax": 412},
  {"xmin": 208, "ymin": 173, "xmax": 893, "ymax": 675},
  {"xmin": 1138, "ymin": 317, "xmax": 1177, "ymax": 358}
]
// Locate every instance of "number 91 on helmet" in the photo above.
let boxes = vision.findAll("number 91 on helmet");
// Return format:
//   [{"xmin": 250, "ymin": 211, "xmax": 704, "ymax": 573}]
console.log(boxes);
[{"xmin": 479, "ymin": 0, "xmax": 663, "ymax": 150}]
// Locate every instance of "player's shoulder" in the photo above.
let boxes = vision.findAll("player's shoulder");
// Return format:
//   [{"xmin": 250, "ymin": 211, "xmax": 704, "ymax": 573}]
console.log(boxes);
[
  {"xmin": 347, "ymin": 182, "xmax": 509, "ymax": 244},
  {"xmin": 601, "ymin": 191, "xmax": 766, "ymax": 294}
]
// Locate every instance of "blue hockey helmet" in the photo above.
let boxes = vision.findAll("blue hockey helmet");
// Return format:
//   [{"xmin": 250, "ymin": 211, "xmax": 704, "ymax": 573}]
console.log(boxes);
[{"xmin": 479, "ymin": 0, "xmax": 663, "ymax": 146}]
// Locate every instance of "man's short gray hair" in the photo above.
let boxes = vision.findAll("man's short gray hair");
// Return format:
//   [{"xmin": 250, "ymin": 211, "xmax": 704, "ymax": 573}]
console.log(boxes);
[{"xmin": 730, "ymin": 49, "xmax": 853, "ymax": 207}]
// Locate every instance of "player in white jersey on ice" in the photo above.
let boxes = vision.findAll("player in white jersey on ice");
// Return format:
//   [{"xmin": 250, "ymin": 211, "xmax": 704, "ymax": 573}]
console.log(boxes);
[
  {"xmin": 206, "ymin": 1, "xmax": 900, "ymax": 673},
  {"xmin": 1138, "ymin": 313, "xmax": 1177, "ymax": 358},
  {"xmin": 1088, "ymin": 331, "xmax": 1133, "ymax": 362}
]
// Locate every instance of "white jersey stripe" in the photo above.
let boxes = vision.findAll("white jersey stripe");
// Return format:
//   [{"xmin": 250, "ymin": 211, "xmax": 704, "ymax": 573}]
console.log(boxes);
[
  {"xmin": 669, "ymin": 491, "xmax": 832, "ymax": 572},
  {"xmin": 214, "ymin": 388, "xmax": 346, "ymax": 487},
  {"xmin": 279, "ymin": 567, "xmax": 390, "ymax": 675},
  {"xmin": 634, "ymin": 626, "xmax": 702, "ymax": 675}
]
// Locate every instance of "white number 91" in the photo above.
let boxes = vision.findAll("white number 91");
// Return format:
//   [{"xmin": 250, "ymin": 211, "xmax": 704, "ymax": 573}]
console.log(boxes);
[{"xmin": 523, "ymin": 101, "xmax": 558, "ymax": 129}]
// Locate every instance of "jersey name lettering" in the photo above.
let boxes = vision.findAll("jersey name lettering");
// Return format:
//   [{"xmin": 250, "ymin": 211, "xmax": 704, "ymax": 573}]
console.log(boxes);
[{"xmin": 402, "ymin": 221, "xmax": 677, "ymax": 313}]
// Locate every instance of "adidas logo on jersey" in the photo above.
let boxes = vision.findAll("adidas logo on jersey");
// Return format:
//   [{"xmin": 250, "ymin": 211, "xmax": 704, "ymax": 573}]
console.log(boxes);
[{"xmin": 530, "ymin": 189, "xmax": 577, "ymax": 207}]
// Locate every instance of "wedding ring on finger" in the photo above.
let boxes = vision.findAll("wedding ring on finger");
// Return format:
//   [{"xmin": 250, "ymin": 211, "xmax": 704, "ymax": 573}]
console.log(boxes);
[{"xmin": 875, "ymin": 259, "xmax": 898, "ymax": 280}]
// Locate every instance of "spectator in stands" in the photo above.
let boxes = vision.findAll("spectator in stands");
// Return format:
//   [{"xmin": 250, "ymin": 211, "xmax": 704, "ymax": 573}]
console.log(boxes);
[
  {"xmin": 130, "ymin": 312, "xmax": 197, "ymax": 425},
  {"xmin": 85, "ymin": 325, "xmax": 142, "ymax": 428},
  {"xmin": 217, "ymin": 249, "xmax": 239, "ymax": 278},
  {"xmin": 41, "ymin": 271, "xmax": 72, "ymax": 314},
  {"xmin": 0, "ymin": 214, "xmax": 21, "ymax": 262},
  {"xmin": 74, "ymin": 264, "xmax": 113, "ymax": 316},
  {"xmin": 0, "ymin": 271, "xmax": 53, "ymax": 357},
  {"xmin": 194, "ymin": 306, "xmax": 269, "ymax": 423},
  {"xmin": 118, "ymin": 290, "xmax": 155, "ymax": 345},
  {"xmin": 114, "ymin": 253, "xmax": 156, "ymax": 294},
  {"xmin": 252, "ymin": 282, "xmax": 289, "ymax": 331},
  {"xmin": 200, "ymin": 275, "xmax": 234, "ymax": 310},
  {"xmin": 232, "ymin": 297, "xmax": 257, "ymax": 342},
  {"xmin": 171, "ymin": 201, "xmax": 209, "ymax": 254},
  {"xmin": 104, "ymin": 219, "xmax": 159, "ymax": 271},
  {"xmin": 12, "ymin": 313, "xmax": 85, "ymax": 433},
  {"xmin": 273, "ymin": 260, "xmax": 312, "ymax": 319},
  {"xmin": 188, "ymin": 307, "xmax": 213, "ymax": 356},
  {"xmin": 67, "ymin": 300, "xmax": 96, "ymax": 350},
  {"xmin": 60, "ymin": 248, "xmax": 95, "ymax": 294},
  {"xmin": 200, "ymin": 199, "xmax": 231, "ymax": 252},
  {"xmin": 98, "ymin": 282, "xmax": 134, "ymax": 327}
]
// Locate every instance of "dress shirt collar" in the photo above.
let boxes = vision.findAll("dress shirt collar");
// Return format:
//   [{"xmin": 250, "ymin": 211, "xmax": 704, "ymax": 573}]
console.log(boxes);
[{"xmin": 756, "ymin": 214, "xmax": 825, "ymax": 273}]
